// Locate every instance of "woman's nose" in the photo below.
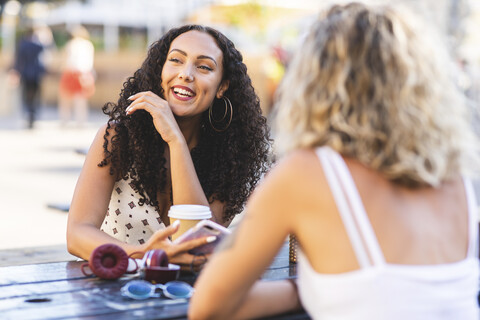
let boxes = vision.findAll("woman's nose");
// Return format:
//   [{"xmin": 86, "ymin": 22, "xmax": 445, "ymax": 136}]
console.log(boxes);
[{"xmin": 178, "ymin": 65, "xmax": 194, "ymax": 82}]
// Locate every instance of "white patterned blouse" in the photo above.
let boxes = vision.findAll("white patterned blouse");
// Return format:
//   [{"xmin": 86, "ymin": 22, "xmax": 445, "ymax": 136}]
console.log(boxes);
[{"xmin": 100, "ymin": 178, "xmax": 166, "ymax": 245}]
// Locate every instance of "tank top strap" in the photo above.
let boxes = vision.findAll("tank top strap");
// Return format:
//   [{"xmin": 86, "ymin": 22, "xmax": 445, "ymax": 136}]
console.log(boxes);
[
  {"xmin": 324, "ymin": 148, "xmax": 386, "ymax": 266},
  {"xmin": 317, "ymin": 147, "xmax": 386, "ymax": 267},
  {"xmin": 463, "ymin": 177, "xmax": 478, "ymax": 258},
  {"xmin": 316, "ymin": 147, "xmax": 372, "ymax": 268}
]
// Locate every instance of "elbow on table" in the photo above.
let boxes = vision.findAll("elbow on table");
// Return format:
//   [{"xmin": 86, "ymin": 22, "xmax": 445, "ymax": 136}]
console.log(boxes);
[
  {"xmin": 66, "ymin": 227, "xmax": 83, "ymax": 259},
  {"xmin": 66, "ymin": 233, "xmax": 78, "ymax": 257}
]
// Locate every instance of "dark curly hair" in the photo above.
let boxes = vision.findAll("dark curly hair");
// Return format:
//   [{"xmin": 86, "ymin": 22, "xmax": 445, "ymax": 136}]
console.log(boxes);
[{"xmin": 99, "ymin": 24, "xmax": 271, "ymax": 222}]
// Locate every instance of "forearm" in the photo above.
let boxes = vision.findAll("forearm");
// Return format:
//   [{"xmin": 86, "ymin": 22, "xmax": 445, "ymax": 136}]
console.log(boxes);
[
  {"xmin": 168, "ymin": 140, "xmax": 209, "ymax": 206},
  {"xmin": 189, "ymin": 279, "xmax": 301, "ymax": 320},
  {"xmin": 67, "ymin": 223, "xmax": 146, "ymax": 260},
  {"xmin": 233, "ymin": 280, "xmax": 301, "ymax": 319}
]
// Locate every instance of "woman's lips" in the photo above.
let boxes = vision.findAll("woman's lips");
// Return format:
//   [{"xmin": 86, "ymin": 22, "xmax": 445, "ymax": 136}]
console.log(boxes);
[{"xmin": 171, "ymin": 86, "xmax": 195, "ymax": 101}]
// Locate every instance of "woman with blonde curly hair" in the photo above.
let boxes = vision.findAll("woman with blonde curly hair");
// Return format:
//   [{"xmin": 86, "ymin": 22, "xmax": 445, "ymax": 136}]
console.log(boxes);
[{"xmin": 190, "ymin": 3, "xmax": 479, "ymax": 319}]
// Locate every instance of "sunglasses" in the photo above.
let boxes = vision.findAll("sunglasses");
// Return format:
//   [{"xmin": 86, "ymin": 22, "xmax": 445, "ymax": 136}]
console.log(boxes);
[{"xmin": 121, "ymin": 280, "xmax": 194, "ymax": 300}]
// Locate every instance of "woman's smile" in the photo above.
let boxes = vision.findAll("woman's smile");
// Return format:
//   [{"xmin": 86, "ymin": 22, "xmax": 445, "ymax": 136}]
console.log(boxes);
[{"xmin": 171, "ymin": 85, "xmax": 196, "ymax": 101}]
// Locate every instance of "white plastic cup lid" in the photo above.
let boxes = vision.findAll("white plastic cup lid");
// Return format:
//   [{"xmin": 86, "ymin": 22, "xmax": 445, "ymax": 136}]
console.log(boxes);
[{"xmin": 168, "ymin": 205, "xmax": 212, "ymax": 220}]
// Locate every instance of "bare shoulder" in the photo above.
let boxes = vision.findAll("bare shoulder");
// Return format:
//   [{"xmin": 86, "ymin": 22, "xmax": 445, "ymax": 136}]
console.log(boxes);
[
  {"xmin": 266, "ymin": 149, "xmax": 326, "ymax": 188},
  {"xmin": 250, "ymin": 149, "xmax": 328, "ymax": 212},
  {"xmin": 94, "ymin": 122, "xmax": 117, "ymax": 141},
  {"xmin": 269, "ymin": 149, "xmax": 319, "ymax": 177},
  {"xmin": 90, "ymin": 122, "xmax": 119, "ymax": 152},
  {"xmin": 281, "ymin": 148, "xmax": 319, "ymax": 166},
  {"xmin": 84, "ymin": 123, "xmax": 116, "ymax": 162}
]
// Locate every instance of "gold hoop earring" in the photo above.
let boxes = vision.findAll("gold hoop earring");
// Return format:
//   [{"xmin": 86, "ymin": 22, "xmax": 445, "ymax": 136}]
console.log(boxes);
[{"xmin": 209, "ymin": 96, "xmax": 233, "ymax": 132}]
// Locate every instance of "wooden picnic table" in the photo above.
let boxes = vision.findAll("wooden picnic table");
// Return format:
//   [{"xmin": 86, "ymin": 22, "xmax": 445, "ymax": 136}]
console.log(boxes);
[{"xmin": 0, "ymin": 242, "xmax": 310, "ymax": 319}]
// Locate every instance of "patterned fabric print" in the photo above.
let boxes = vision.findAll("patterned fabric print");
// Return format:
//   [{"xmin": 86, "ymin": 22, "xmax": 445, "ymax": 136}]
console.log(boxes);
[{"xmin": 101, "ymin": 178, "xmax": 165, "ymax": 245}]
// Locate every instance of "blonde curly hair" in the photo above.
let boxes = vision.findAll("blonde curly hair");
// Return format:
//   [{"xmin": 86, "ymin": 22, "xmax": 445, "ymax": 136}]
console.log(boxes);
[{"xmin": 273, "ymin": 2, "xmax": 479, "ymax": 188}]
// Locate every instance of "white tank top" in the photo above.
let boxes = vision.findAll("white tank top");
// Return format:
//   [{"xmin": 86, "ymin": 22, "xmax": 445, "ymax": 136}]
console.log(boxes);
[{"xmin": 297, "ymin": 147, "xmax": 479, "ymax": 320}]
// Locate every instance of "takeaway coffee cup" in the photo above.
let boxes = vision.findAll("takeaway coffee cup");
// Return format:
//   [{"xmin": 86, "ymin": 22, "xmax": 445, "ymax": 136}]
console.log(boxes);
[{"xmin": 168, "ymin": 205, "xmax": 212, "ymax": 241}]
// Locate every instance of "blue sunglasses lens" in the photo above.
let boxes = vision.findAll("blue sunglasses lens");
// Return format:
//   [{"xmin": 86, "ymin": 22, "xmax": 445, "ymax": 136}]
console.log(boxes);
[
  {"xmin": 164, "ymin": 282, "xmax": 193, "ymax": 298},
  {"xmin": 122, "ymin": 280, "xmax": 193, "ymax": 300},
  {"xmin": 128, "ymin": 283, "xmax": 152, "ymax": 297},
  {"xmin": 122, "ymin": 281, "xmax": 154, "ymax": 299}
]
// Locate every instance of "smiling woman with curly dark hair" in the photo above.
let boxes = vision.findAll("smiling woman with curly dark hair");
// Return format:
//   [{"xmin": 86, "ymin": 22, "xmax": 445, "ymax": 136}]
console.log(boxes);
[{"xmin": 66, "ymin": 25, "xmax": 271, "ymax": 266}]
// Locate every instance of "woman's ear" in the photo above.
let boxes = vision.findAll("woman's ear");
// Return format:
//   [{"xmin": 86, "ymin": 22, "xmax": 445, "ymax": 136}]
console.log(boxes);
[{"xmin": 216, "ymin": 80, "xmax": 230, "ymax": 99}]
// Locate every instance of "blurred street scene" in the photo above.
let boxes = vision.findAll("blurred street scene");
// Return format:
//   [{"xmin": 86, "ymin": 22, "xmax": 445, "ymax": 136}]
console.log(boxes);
[
  {"xmin": 0, "ymin": 106, "xmax": 105, "ymax": 251},
  {"xmin": 0, "ymin": 0, "xmax": 479, "ymax": 251}
]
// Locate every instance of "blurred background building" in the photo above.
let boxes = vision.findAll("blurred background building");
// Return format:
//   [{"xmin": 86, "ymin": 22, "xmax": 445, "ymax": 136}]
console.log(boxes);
[{"xmin": 1, "ymin": 0, "xmax": 478, "ymax": 117}]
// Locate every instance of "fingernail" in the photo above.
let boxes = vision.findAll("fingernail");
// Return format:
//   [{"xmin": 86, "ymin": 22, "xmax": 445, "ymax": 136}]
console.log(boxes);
[
  {"xmin": 172, "ymin": 220, "xmax": 180, "ymax": 228},
  {"xmin": 206, "ymin": 236, "xmax": 217, "ymax": 243},
  {"xmin": 127, "ymin": 95, "xmax": 134, "ymax": 100}
]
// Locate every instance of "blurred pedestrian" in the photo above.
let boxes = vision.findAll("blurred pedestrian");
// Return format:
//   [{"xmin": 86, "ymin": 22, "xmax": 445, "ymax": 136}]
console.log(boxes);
[
  {"xmin": 264, "ymin": 45, "xmax": 287, "ymax": 115},
  {"xmin": 11, "ymin": 26, "xmax": 46, "ymax": 129},
  {"xmin": 58, "ymin": 25, "xmax": 95, "ymax": 127},
  {"xmin": 190, "ymin": 3, "xmax": 479, "ymax": 320}
]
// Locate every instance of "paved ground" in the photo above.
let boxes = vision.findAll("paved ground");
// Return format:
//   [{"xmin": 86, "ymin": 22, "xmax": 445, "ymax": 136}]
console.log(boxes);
[{"xmin": 0, "ymin": 105, "xmax": 107, "ymax": 252}]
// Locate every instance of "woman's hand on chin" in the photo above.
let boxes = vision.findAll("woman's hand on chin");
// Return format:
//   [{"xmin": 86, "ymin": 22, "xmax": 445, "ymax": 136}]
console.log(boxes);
[{"xmin": 126, "ymin": 91, "xmax": 184, "ymax": 145}]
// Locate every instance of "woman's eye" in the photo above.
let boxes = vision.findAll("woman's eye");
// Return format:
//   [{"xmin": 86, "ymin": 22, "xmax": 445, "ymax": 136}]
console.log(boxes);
[
  {"xmin": 168, "ymin": 58, "xmax": 181, "ymax": 63},
  {"xmin": 198, "ymin": 65, "xmax": 213, "ymax": 71}
]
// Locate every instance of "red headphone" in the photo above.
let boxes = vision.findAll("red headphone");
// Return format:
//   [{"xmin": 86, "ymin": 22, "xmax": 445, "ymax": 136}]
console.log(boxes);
[
  {"xmin": 81, "ymin": 243, "xmax": 139, "ymax": 280},
  {"xmin": 143, "ymin": 249, "xmax": 169, "ymax": 268},
  {"xmin": 81, "ymin": 244, "xmax": 171, "ymax": 281},
  {"xmin": 142, "ymin": 249, "xmax": 179, "ymax": 283}
]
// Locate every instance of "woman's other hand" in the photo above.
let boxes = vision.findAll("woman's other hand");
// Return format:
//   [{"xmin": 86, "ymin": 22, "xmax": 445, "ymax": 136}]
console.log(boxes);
[
  {"xmin": 126, "ymin": 91, "xmax": 184, "ymax": 145},
  {"xmin": 143, "ymin": 220, "xmax": 213, "ymax": 267}
]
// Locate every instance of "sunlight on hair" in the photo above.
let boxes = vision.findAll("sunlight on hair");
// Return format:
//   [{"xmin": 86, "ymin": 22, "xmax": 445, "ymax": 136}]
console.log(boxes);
[{"xmin": 273, "ymin": 2, "xmax": 479, "ymax": 188}]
